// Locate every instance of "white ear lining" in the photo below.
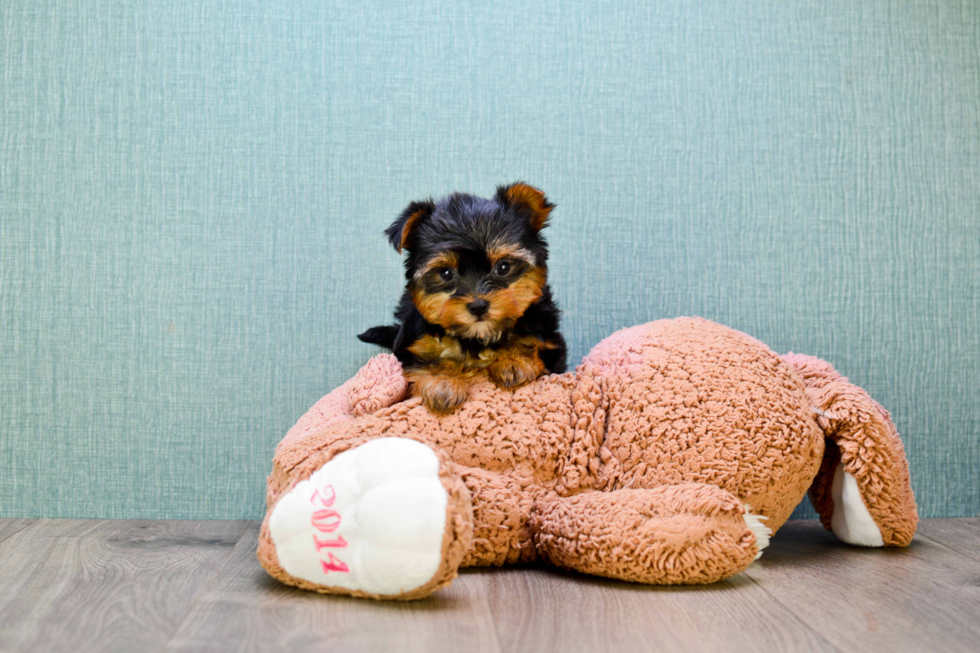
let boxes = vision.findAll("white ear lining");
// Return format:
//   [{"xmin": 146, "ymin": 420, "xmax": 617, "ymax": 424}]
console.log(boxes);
[{"xmin": 830, "ymin": 464, "xmax": 885, "ymax": 547}]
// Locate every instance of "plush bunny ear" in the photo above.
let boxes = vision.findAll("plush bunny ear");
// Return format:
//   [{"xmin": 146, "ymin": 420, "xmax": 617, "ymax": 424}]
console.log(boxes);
[
  {"xmin": 384, "ymin": 200, "xmax": 436, "ymax": 253},
  {"xmin": 496, "ymin": 182, "xmax": 554, "ymax": 232},
  {"xmin": 783, "ymin": 352, "xmax": 918, "ymax": 548}
]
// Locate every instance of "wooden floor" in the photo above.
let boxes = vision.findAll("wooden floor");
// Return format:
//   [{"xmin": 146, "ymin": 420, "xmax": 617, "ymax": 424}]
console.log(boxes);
[{"xmin": 0, "ymin": 519, "xmax": 976, "ymax": 652}]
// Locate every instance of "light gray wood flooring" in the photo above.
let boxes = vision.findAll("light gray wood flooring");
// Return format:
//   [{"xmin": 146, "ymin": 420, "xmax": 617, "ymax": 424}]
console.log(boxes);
[{"xmin": 0, "ymin": 518, "xmax": 976, "ymax": 652}]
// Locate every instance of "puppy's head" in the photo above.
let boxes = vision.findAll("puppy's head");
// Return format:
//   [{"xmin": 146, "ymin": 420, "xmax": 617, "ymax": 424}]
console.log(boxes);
[{"xmin": 384, "ymin": 182, "xmax": 554, "ymax": 343}]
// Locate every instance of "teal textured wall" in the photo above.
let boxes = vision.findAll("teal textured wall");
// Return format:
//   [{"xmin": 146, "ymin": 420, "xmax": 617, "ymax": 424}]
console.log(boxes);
[{"xmin": 2, "ymin": 0, "xmax": 978, "ymax": 520}]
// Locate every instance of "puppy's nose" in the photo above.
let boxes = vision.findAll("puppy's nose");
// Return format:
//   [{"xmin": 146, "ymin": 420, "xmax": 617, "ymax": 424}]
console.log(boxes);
[{"xmin": 467, "ymin": 298, "xmax": 490, "ymax": 317}]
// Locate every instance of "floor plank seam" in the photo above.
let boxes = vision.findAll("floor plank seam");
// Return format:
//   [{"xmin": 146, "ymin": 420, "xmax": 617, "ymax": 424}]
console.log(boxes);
[
  {"xmin": 911, "ymin": 532, "xmax": 980, "ymax": 566},
  {"xmin": 157, "ymin": 520, "xmax": 256, "ymax": 653},
  {"xmin": 742, "ymin": 570, "xmax": 844, "ymax": 653},
  {"xmin": 0, "ymin": 519, "xmax": 38, "ymax": 546}
]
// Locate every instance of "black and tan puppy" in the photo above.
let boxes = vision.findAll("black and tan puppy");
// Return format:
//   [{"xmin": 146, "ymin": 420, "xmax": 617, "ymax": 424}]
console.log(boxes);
[{"xmin": 358, "ymin": 182, "xmax": 567, "ymax": 415}]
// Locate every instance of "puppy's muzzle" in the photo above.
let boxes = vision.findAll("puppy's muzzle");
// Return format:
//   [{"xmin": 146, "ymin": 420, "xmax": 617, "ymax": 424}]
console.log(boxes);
[{"xmin": 467, "ymin": 298, "xmax": 490, "ymax": 318}]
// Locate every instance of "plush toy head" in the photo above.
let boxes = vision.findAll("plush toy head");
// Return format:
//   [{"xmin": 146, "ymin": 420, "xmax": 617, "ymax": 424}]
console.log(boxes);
[{"xmin": 259, "ymin": 318, "xmax": 917, "ymax": 600}]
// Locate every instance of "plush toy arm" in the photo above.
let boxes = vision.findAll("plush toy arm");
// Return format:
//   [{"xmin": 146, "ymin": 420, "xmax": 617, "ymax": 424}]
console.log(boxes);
[
  {"xmin": 531, "ymin": 484, "xmax": 770, "ymax": 585},
  {"xmin": 784, "ymin": 353, "xmax": 918, "ymax": 547},
  {"xmin": 346, "ymin": 353, "xmax": 408, "ymax": 417},
  {"xmin": 268, "ymin": 354, "xmax": 406, "ymax": 508},
  {"xmin": 274, "ymin": 354, "xmax": 406, "ymax": 459}
]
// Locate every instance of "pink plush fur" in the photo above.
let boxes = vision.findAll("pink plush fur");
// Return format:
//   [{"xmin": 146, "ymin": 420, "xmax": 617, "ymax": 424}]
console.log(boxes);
[{"xmin": 259, "ymin": 318, "xmax": 917, "ymax": 600}]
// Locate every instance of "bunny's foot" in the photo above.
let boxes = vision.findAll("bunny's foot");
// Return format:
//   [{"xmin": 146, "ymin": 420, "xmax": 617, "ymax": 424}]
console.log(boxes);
[{"xmin": 259, "ymin": 437, "xmax": 472, "ymax": 600}]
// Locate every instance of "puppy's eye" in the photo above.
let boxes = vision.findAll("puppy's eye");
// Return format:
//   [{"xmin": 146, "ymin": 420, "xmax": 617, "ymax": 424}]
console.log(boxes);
[
  {"xmin": 494, "ymin": 261, "xmax": 511, "ymax": 276},
  {"xmin": 439, "ymin": 268, "xmax": 455, "ymax": 282}
]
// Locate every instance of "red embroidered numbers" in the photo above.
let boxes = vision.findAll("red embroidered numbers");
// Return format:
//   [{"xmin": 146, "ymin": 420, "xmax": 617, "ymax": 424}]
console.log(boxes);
[{"xmin": 309, "ymin": 483, "xmax": 350, "ymax": 574}]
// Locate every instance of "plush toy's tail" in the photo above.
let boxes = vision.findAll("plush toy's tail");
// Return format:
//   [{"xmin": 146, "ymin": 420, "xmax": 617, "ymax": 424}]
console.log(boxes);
[{"xmin": 782, "ymin": 353, "xmax": 918, "ymax": 547}]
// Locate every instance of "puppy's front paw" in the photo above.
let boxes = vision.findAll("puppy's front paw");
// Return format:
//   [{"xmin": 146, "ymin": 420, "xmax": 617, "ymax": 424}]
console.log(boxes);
[
  {"xmin": 489, "ymin": 356, "xmax": 542, "ymax": 390},
  {"xmin": 408, "ymin": 369, "xmax": 469, "ymax": 415},
  {"xmin": 422, "ymin": 378, "xmax": 468, "ymax": 414}
]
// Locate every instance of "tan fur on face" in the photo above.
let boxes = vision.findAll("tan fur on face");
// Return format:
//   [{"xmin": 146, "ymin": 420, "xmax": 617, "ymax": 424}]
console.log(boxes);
[
  {"xmin": 414, "ymin": 252, "xmax": 459, "ymax": 282},
  {"xmin": 486, "ymin": 243, "xmax": 536, "ymax": 267},
  {"xmin": 480, "ymin": 267, "xmax": 546, "ymax": 331},
  {"xmin": 411, "ymin": 289, "xmax": 482, "ymax": 336},
  {"xmin": 456, "ymin": 320, "xmax": 506, "ymax": 343},
  {"xmin": 411, "ymin": 266, "xmax": 546, "ymax": 344}
]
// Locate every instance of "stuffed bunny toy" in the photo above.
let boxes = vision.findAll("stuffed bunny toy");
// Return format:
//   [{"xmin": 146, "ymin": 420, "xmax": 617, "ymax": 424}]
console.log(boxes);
[{"xmin": 258, "ymin": 318, "xmax": 917, "ymax": 600}]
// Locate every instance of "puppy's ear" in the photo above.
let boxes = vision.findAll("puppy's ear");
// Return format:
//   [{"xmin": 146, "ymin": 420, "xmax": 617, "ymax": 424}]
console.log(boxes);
[
  {"xmin": 385, "ymin": 200, "xmax": 435, "ymax": 253},
  {"xmin": 496, "ymin": 182, "xmax": 554, "ymax": 232}
]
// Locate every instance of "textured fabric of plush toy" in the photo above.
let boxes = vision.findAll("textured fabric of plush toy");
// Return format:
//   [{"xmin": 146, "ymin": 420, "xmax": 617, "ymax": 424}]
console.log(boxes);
[
  {"xmin": 532, "ymin": 484, "xmax": 759, "ymax": 584},
  {"xmin": 783, "ymin": 352, "xmax": 918, "ymax": 546},
  {"xmin": 258, "ymin": 317, "xmax": 918, "ymax": 599}
]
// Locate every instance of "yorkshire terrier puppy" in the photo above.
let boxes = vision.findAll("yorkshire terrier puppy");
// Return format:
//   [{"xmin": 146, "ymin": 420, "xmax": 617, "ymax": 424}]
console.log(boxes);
[{"xmin": 358, "ymin": 182, "xmax": 567, "ymax": 415}]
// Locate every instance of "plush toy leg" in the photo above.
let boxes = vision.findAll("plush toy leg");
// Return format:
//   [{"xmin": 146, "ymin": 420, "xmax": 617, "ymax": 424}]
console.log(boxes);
[
  {"xmin": 457, "ymin": 467, "xmax": 539, "ymax": 567},
  {"xmin": 784, "ymin": 353, "xmax": 918, "ymax": 547},
  {"xmin": 531, "ymin": 484, "xmax": 771, "ymax": 585},
  {"xmin": 258, "ymin": 437, "xmax": 473, "ymax": 600}
]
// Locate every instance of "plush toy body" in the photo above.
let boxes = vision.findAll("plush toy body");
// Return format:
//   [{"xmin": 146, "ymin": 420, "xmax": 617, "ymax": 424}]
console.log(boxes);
[{"xmin": 258, "ymin": 318, "xmax": 917, "ymax": 600}]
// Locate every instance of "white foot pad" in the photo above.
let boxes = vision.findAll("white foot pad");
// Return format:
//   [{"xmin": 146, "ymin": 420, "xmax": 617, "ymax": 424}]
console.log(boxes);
[
  {"xmin": 269, "ymin": 437, "xmax": 448, "ymax": 595},
  {"xmin": 830, "ymin": 464, "xmax": 884, "ymax": 547}
]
